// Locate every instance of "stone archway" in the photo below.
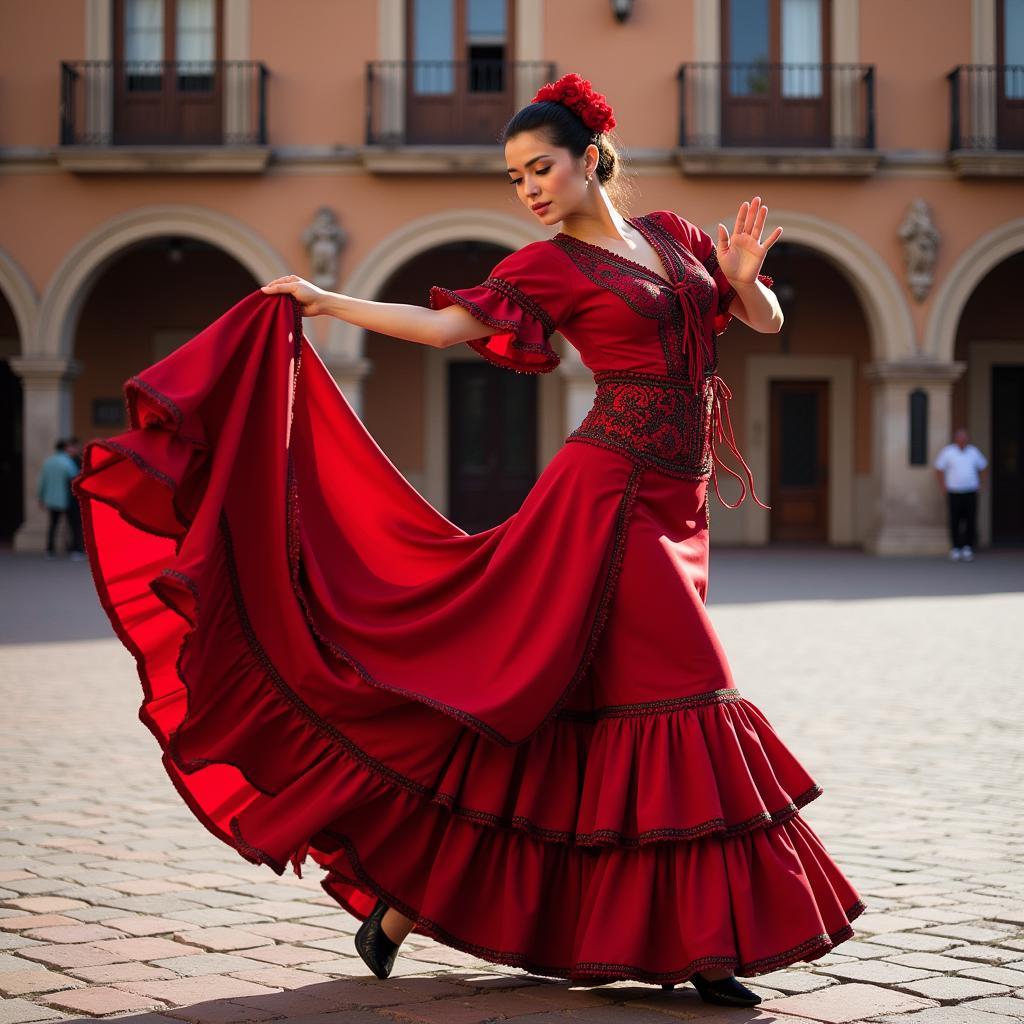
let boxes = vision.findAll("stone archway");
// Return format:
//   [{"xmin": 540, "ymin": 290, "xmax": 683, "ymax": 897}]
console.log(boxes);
[
  {"xmin": 0, "ymin": 245, "xmax": 39, "ymax": 351},
  {"xmin": 702, "ymin": 209, "xmax": 916, "ymax": 365},
  {"xmin": 14, "ymin": 206, "xmax": 287, "ymax": 551},
  {"xmin": 33, "ymin": 204, "xmax": 288, "ymax": 360},
  {"xmin": 924, "ymin": 217, "xmax": 1024, "ymax": 363}
]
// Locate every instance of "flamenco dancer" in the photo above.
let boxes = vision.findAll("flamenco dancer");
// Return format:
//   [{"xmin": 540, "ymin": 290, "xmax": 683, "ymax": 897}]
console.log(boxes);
[{"xmin": 74, "ymin": 74, "xmax": 866, "ymax": 1009}]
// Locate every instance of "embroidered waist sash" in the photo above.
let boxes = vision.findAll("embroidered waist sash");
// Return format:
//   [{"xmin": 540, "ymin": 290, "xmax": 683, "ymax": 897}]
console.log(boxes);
[{"xmin": 565, "ymin": 370, "xmax": 769, "ymax": 510}]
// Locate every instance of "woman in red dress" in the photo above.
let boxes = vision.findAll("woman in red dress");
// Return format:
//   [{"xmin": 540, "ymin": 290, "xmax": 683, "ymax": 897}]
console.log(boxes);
[{"xmin": 74, "ymin": 74, "xmax": 865, "ymax": 1008}]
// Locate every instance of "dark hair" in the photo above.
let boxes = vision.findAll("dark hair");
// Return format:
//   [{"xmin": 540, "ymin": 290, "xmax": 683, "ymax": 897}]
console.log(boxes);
[
  {"xmin": 55, "ymin": 439, "xmax": 67, "ymax": 451},
  {"xmin": 500, "ymin": 100, "xmax": 636, "ymax": 215}
]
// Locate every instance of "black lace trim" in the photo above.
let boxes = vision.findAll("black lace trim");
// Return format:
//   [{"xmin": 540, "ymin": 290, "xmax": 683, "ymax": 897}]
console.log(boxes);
[
  {"xmin": 554, "ymin": 686, "xmax": 740, "ymax": 721},
  {"xmin": 482, "ymin": 275, "xmax": 557, "ymax": 335},
  {"xmin": 565, "ymin": 369, "xmax": 715, "ymax": 481}
]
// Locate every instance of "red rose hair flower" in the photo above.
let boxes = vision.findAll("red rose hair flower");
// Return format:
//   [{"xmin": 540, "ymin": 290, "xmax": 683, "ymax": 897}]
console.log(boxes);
[{"xmin": 531, "ymin": 73, "xmax": 617, "ymax": 134}]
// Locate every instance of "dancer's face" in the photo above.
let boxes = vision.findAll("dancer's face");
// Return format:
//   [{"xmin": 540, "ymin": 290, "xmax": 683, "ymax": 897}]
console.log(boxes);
[{"xmin": 504, "ymin": 130, "xmax": 596, "ymax": 225}]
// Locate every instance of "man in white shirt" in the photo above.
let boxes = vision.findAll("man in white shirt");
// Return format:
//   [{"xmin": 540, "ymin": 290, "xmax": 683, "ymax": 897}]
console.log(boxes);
[{"xmin": 934, "ymin": 427, "xmax": 988, "ymax": 561}]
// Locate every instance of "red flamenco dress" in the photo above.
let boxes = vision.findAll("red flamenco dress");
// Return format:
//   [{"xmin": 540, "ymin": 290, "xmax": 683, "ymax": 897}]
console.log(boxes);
[{"xmin": 73, "ymin": 208, "xmax": 866, "ymax": 986}]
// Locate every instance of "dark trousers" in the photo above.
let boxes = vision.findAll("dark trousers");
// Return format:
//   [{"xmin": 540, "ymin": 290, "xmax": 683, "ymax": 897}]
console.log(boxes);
[
  {"xmin": 947, "ymin": 490, "xmax": 978, "ymax": 550},
  {"xmin": 46, "ymin": 505, "xmax": 83, "ymax": 554}
]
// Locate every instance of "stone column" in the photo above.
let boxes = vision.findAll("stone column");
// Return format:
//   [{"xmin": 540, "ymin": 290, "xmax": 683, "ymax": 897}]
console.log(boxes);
[
  {"xmin": 319, "ymin": 354, "xmax": 374, "ymax": 420},
  {"xmin": 9, "ymin": 355, "xmax": 83, "ymax": 553},
  {"xmin": 864, "ymin": 360, "xmax": 965, "ymax": 556}
]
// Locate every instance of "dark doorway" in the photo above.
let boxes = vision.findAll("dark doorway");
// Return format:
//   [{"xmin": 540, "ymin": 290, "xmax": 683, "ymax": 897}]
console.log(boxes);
[
  {"xmin": 113, "ymin": 0, "xmax": 224, "ymax": 144},
  {"xmin": 404, "ymin": 0, "xmax": 515, "ymax": 143},
  {"xmin": 0, "ymin": 359, "xmax": 23, "ymax": 544},
  {"xmin": 720, "ymin": 0, "xmax": 832, "ymax": 147},
  {"xmin": 447, "ymin": 360, "xmax": 537, "ymax": 533},
  {"xmin": 769, "ymin": 379, "xmax": 829, "ymax": 543},
  {"xmin": 991, "ymin": 365, "xmax": 1024, "ymax": 544}
]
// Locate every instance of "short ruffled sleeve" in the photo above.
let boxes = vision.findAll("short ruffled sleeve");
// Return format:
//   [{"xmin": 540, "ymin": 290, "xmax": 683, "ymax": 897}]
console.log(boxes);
[
  {"xmin": 652, "ymin": 210, "xmax": 775, "ymax": 337},
  {"xmin": 428, "ymin": 241, "xmax": 573, "ymax": 374}
]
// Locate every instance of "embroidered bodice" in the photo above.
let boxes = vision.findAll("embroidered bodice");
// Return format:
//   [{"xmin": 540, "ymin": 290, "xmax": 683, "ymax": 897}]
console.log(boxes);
[{"xmin": 428, "ymin": 209, "xmax": 774, "ymax": 509}]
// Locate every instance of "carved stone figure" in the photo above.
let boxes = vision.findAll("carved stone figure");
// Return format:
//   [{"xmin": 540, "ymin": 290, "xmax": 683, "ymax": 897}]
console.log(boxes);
[
  {"xmin": 302, "ymin": 207, "xmax": 347, "ymax": 290},
  {"xmin": 898, "ymin": 199, "xmax": 940, "ymax": 302}
]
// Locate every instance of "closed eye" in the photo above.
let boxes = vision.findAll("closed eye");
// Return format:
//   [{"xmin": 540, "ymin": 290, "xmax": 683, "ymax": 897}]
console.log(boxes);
[{"xmin": 508, "ymin": 167, "xmax": 550, "ymax": 186}]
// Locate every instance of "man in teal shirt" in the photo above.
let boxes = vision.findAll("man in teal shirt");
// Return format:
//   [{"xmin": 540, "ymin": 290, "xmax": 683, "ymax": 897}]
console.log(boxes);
[{"xmin": 37, "ymin": 439, "xmax": 84, "ymax": 560}]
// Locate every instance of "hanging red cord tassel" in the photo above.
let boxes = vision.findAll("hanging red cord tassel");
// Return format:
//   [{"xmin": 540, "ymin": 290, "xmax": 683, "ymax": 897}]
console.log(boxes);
[{"xmin": 709, "ymin": 375, "xmax": 771, "ymax": 510}]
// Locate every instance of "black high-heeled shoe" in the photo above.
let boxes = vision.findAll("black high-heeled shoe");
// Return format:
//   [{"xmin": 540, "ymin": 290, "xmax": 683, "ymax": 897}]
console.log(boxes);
[
  {"xmin": 354, "ymin": 897, "xmax": 400, "ymax": 979},
  {"xmin": 683, "ymin": 971, "xmax": 762, "ymax": 1007}
]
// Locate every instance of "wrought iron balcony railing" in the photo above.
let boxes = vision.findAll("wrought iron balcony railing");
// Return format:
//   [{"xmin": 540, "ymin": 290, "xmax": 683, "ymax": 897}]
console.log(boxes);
[
  {"xmin": 948, "ymin": 65, "xmax": 1024, "ymax": 151},
  {"xmin": 366, "ymin": 59, "xmax": 556, "ymax": 145},
  {"xmin": 59, "ymin": 60, "xmax": 268, "ymax": 146},
  {"xmin": 677, "ymin": 62, "xmax": 875, "ymax": 150}
]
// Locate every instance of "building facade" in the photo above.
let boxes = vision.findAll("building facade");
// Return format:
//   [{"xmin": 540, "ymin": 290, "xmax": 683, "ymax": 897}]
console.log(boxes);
[{"xmin": 1, "ymin": 0, "xmax": 1022, "ymax": 553}]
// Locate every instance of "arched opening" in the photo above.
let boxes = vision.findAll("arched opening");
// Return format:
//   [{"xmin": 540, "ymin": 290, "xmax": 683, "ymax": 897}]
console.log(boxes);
[
  {"xmin": 72, "ymin": 238, "xmax": 258, "ymax": 443},
  {"xmin": 0, "ymin": 292, "xmax": 23, "ymax": 544},
  {"xmin": 361, "ymin": 238, "xmax": 545, "ymax": 534},
  {"xmin": 951, "ymin": 248, "xmax": 1024, "ymax": 547}
]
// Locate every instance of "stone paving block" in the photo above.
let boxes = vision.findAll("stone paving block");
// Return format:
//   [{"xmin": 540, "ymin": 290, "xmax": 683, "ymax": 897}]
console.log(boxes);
[
  {"xmin": 39, "ymin": 986, "xmax": 168, "ymax": 1017},
  {"xmin": 809, "ymin": 960, "xmax": 940, "ymax": 984},
  {"xmin": 0, "ymin": 883, "xmax": 66, "ymax": 898},
  {"xmin": 66, "ymin": 962, "xmax": 181, "ymax": 985},
  {"xmin": 146, "ymin": 953, "xmax": 270, "ymax": 978},
  {"xmin": 726, "ymin": 969, "xmax": 837, "ymax": 994},
  {"xmin": 886, "ymin": 951, "xmax": 995, "ymax": 971},
  {"xmin": 76, "ymin": 938, "xmax": 202, "ymax": 962},
  {"xmin": 823, "ymin": 939, "xmax": 898, "ymax": 959},
  {"xmin": 91, "ymin": 898, "xmax": 199, "ymax": 917},
  {"xmin": 17, "ymin": 946, "xmax": 135, "ymax": 970},
  {"xmin": 940, "ymin": 943, "xmax": 1024, "ymax": 964},
  {"xmin": 852, "ymin": 913, "xmax": 944, "ymax": 933},
  {"xmin": 864, "ymin": 931, "xmax": 960, "ymax": 952},
  {"xmin": 242, "ymin": 923, "xmax": 339, "ymax": 942},
  {"xmin": 958, "ymin": 964, "xmax": 1024, "ymax": 986},
  {"xmin": 102, "ymin": 881, "xmax": 191, "ymax": 897},
  {"xmin": 899, "ymin": 975, "xmax": 1010, "ymax": 1001},
  {"xmin": 0, "ymin": 876, "xmax": 35, "ymax": 885},
  {"xmin": 223, "ymin": 967, "xmax": 337, "ymax": 990},
  {"xmin": 158, "ymin": 911, "xmax": 270, "ymax": 929},
  {"xmin": 875, "ymin": 1005, "xmax": 1024, "ymax": 1023},
  {"xmin": 0, "ymin": 962, "xmax": 41, "ymax": 977},
  {"xmin": 0, "ymin": 921, "xmax": 79, "ymax": 935},
  {"xmin": 920, "ymin": 923, "xmax": 1018, "ymax": 942},
  {"xmin": 93, "ymin": 917, "xmax": 194, "ymax": 937},
  {"xmin": 0, "ymin": 970, "xmax": 86, "ymax": 997},
  {"xmin": 21, "ymin": 927, "xmax": 126, "ymax": 945},
  {"xmin": 0, "ymin": 941, "xmax": 42, "ymax": 953},
  {"xmin": 963, "ymin": 995, "xmax": 1024, "ymax": 1016},
  {"xmin": 0, "ymin": 997, "xmax": 69, "ymax": 1023},
  {"xmin": 151, "ymin": 998, "xmax": 281, "ymax": 1023},
  {"xmin": 225, "ymin": 903, "xmax": 337, "ymax": 922},
  {"xmin": 239, "ymin": 945, "xmax": 340, "ymax": 966},
  {"xmin": 166, "ymin": 929, "xmax": 273, "ymax": 953},
  {"xmin": 759, "ymin": 981, "xmax": 937, "ymax": 1022},
  {"xmin": 112, "ymin": 976, "xmax": 282, "ymax": 1004}
]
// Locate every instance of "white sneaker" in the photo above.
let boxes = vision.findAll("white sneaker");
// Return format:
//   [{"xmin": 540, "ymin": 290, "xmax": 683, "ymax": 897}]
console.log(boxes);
[
  {"xmin": 961, "ymin": 546, "xmax": 974, "ymax": 561},
  {"xmin": 950, "ymin": 547, "xmax": 961, "ymax": 560}
]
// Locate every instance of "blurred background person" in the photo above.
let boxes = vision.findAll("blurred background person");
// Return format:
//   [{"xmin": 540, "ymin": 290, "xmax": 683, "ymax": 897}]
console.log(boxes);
[{"xmin": 934, "ymin": 427, "xmax": 988, "ymax": 561}]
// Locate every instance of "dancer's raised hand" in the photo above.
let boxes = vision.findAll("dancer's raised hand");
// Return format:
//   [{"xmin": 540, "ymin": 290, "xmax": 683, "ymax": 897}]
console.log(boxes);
[
  {"xmin": 261, "ymin": 275, "xmax": 330, "ymax": 316},
  {"xmin": 716, "ymin": 196, "xmax": 783, "ymax": 285}
]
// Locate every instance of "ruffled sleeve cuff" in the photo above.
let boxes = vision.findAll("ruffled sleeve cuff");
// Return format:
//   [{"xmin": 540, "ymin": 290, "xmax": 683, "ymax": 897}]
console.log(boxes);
[{"xmin": 428, "ymin": 277, "xmax": 561, "ymax": 375}]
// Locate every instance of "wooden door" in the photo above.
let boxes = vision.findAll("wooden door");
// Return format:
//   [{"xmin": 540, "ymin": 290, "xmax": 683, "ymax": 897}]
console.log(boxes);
[
  {"xmin": 769, "ymin": 380, "xmax": 829, "ymax": 543},
  {"xmin": 447, "ymin": 361, "xmax": 537, "ymax": 534},
  {"xmin": 405, "ymin": 0, "xmax": 515, "ymax": 144},
  {"xmin": 114, "ymin": 0, "xmax": 223, "ymax": 145},
  {"xmin": 996, "ymin": 0, "xmax": 1024, "ymax": 150},
  {"xmin": 721, "ymin": 0, "xmax": 831, "ymax": 147},
  {"xmin": 991, "ymin": 365, "xmax": 1024, "ymax": 543}
]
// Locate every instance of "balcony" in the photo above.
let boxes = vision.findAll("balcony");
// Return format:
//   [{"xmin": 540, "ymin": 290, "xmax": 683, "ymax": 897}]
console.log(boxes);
[
  {"xmin": 362, "ymin": 59, "xmax": 555, "ymax": 174},
  {"xmin": 675, "ymin": 62, "xmax": 879, "ymax": 177},
  {"xmin": 947, "ymin": 65, "xmax": 1024, "ymax": 177},
  {"xmin": 57, "ymin": 60, "xmax": 269, "ymax": 173}
]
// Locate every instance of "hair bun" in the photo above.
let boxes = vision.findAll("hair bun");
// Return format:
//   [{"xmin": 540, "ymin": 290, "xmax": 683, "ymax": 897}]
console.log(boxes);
[{"xmin": 531, "ymin": 72, "xmax": 617, "ymax": 134}]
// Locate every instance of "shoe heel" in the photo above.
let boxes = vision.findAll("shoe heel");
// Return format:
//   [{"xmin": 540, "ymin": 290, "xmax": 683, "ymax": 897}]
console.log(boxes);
[{"xmin": 689, "ymin": 970, "xmax": 762, "ymax": 1007}]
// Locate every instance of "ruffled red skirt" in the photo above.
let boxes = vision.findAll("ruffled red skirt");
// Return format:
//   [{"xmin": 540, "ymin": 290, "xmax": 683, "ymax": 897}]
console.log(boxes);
[{"xmin": 73, "ymin": 292, "xmax": 865, "ymax": 985}]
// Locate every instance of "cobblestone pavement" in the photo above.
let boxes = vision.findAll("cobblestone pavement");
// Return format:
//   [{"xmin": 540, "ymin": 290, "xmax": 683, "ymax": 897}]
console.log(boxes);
[{"xmin": 2, "ymin": 546, "xmax": 1023, "ymax": 1023}]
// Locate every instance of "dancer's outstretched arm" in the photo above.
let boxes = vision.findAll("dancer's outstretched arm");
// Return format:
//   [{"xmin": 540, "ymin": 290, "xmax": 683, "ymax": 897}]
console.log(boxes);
[{"xmin": 261, "ymin": 274, "xmax": 497, "ymax": 350}]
